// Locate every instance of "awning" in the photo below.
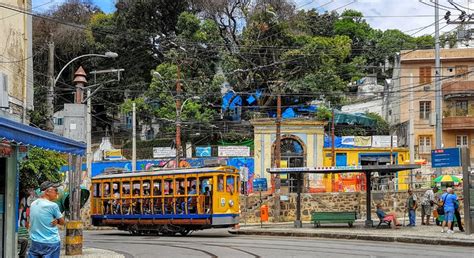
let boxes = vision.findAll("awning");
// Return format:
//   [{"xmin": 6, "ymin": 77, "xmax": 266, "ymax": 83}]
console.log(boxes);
[{"xmin": 0, "ymin": 117, "xmax": 86, "ymax": 155}]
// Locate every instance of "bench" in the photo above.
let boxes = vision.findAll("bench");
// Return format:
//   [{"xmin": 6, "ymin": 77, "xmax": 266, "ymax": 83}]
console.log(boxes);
[
  {"xmin": 311, "ymin": 211, "xmax": 356, "ymax": 228},
  {"xmin": 375, "ymin": 212, "xmax": 392, "ymax": 229}
]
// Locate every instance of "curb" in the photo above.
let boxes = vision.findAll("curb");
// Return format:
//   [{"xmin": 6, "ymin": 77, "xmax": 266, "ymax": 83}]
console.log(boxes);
[{"xmin": 228, "ymin": 229, "xmax": 474, "ymax": 247}]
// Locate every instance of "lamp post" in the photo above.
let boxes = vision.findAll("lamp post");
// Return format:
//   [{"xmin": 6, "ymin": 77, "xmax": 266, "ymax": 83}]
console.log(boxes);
[{"xmin": 176, "ymin": 96, "xmax": 200, "ymax": 167}]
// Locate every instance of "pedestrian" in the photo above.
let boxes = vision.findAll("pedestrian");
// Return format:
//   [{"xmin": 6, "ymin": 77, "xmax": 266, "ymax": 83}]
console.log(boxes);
[
  {"xmin": 441, "ymin": 187, "xmax": 457, "ymax": 234},
  {"xmin": 421, "ymin": 186, "xmax": 438, "ymax": 225},
  {"xmin": 28, "ymin": 181, "xmax": 64, "ymax": 258},
  {"xmin": 449, "ymin": 197, "xmax": 464, "ymax": 232},
  {"xmin": 18, "ymin": 225, "xmax": 29, "ymax": 258},
  {"xmin": 406, "ymin": 189, "xmax": 417, "ymax": 226}
]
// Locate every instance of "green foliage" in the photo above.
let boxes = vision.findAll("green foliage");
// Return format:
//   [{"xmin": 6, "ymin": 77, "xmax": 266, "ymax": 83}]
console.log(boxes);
[
  {"xmin": 315, "ymin": 105, "xmax": 332, "ymax": 121},
  {"xmin": 364, "ymin": 112, "xmax": 390, "ymax": 135},
  {"xmin": 19, "ymin": 148, "xmax": 66, "ymax": 191}
]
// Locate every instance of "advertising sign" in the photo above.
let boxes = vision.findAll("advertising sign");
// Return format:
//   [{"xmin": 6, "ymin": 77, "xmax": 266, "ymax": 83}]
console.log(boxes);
[
  {"xmin": 104, "ymin": 149, "xmax": 123, "ymax": 161},
  {"xmin": 341, "ymin": 136, "xmax": 355, "ymax": 146},
  {"xmin": 431, "ymin": 148, "xmax": 461, "ymax": 168},
  {"xmin": 218, "ymin": 146, "xmax": 250, "ymax": 157},
  {"xmin": 196, "ymin": 146, "xmax": 212, "ymax": 157},
  {"xmin": 253, "ymin": 178, "xmax": 268, "ymax": 191},
  {"xmin": 354, "ymin": 136, "xmax": 371, "ymax": 147},
  {"xmin": 153, "ymin": 147, "xmax": 176, "ymax": 158},
  {"xmin": 372, "ymin": 136, "xmax": 398, "ymax": 148}
]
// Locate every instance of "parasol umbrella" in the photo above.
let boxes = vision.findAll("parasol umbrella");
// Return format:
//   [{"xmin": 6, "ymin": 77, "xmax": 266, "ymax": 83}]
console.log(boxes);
[{"xmin": 433, "ymin": 175, "xmax": 462, "ymax": 183}]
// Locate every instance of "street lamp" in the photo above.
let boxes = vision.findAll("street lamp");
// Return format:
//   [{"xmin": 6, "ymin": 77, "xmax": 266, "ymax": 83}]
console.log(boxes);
[{"xmin": 54, "ymin": 52, "xmax": 118, "ymax": 86}]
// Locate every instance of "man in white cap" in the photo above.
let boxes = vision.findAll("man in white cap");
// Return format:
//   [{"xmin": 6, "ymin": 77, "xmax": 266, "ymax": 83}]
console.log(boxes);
[{"xmin": 28, "ymin": 181, "xmax": 64, "ymax": 258}]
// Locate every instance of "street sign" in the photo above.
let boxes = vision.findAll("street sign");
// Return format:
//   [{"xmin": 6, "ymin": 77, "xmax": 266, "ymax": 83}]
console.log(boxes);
[
  {"xmin": 431, "ymin": 148, "xmax": 461, "ymax": 168},
  {"xmin": 153, "ymin": 147, "xmax": 176, "ymax": 158},
  {"xmin": 253, "ymin": 178, "xmax": 268, "ymax": 191}
]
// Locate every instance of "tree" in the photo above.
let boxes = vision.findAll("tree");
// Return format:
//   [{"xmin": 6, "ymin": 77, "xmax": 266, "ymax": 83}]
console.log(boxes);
[{"xmin": 19, "ymin": 148, "xmax": 66, "ymax": 191}]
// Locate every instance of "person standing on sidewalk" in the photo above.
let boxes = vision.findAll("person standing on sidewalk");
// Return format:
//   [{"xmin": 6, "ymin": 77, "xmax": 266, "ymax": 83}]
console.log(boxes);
[
  {"xmin": 441, "ymin": 187, "xmax": 457, "ymax": 234},
  {"xmin": 406, "ymin": 189, "xmax": 417, "ymax": 226},
  {"xmin": 421, "ymin": 186, "xmax": 438, "ymax": 225},
  {"xmin": 28, "ymin": 181, "xmax": 65, "ymax": 258},
  {"xmin": 449, "ymin": 196, "xmax": 464, "ymax": 232}
]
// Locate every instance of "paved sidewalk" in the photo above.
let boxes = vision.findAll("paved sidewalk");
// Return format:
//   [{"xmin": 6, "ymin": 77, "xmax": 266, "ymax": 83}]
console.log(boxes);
[
  {"xmin": 230, "ymin": 220, "xmax": 474, "ymax": 247},
  {"xmin": 60, "ymin": 248, "xmax": 125, "ymax": 258}
]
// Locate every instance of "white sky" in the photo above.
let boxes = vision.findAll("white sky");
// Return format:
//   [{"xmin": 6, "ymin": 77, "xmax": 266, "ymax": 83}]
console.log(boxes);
[{"xmin": 294, "ymin": 0, "xmax": 474, "ymax": 36}]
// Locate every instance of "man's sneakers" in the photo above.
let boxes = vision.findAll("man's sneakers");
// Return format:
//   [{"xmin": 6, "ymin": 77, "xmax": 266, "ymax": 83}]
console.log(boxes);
[
  {"xmin": 441, "ymin": 229, "xmax": 445, "ymax": 233},
  {"xmin": 447, "ymin": 230, "xmax": 454, "ymax": 234}
]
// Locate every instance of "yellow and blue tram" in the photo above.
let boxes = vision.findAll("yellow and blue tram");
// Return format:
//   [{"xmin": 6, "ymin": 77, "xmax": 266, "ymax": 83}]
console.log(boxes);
[{"xmin": 90, "ymin": 166, "xmax": 240, "ymax": 235}]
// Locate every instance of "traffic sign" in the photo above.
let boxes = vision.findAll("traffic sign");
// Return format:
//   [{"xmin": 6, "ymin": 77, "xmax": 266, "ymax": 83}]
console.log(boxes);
[
  {"xmin": 253, "ymin": 178, "xmax": 268, "ymax": 191},
  {"xmin": 431, "ymin": 148, "xmax": 461, "ymax": 168}
]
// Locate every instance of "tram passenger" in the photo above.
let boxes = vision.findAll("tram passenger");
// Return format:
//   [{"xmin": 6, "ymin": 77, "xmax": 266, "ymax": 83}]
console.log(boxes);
[
  {"xmin": 103, "ymin": 188, "xmax": 111, "ymax": 214},
  {"xmin": 153, "ymin": 197, "xmax": 163, "ymax": 214},
  {"xmin": 132, "ymin": 189, "xmax": 141, "ymax": 214},
  {"xmin": 204, "ymin": 186, "xmax": 212, "ymax": 214},
  {"xmin": 153, "ymin": 186, "xmax": 161, "ymax": 196},
  {"xmin": 165, "ymin": 189, "xmax": 174, "ymax": 214},
  {"xmin": 112, "ymin": 190, "xmax": 121, "ymax": 214},
  {"xmin": 187, "ymin": 185, "xmax": 197, "ymax": 213}
]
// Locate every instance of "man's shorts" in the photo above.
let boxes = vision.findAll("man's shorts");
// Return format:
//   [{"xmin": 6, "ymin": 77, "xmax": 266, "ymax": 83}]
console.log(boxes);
[
  {"xmin": 421, "ymin": 205, "xmax": 433, "ymax": 216},
  {"xmin": 444, "ymin": 210, "xmax": 455, "ymax": 222}
]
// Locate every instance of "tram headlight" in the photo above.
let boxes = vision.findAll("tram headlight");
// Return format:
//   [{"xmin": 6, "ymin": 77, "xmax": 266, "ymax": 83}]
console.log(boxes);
[{"xmin": 229, "ymin": 200, "xmax": 234, "ymax": 207}]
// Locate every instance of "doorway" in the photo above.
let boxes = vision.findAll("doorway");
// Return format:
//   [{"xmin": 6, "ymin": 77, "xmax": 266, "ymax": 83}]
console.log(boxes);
[{"xmin": 278, "ymin": 137, "xmax": 305, "ymax": 193}]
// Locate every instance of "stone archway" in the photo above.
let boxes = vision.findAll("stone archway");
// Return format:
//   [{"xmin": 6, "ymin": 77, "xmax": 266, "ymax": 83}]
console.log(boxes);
[{"xmin": 272, "ymin": 135, "xmax": 306, "ymax": 192}]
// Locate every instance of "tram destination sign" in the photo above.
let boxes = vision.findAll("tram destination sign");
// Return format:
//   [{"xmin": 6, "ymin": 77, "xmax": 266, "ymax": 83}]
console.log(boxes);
[{"xmin": 431, "ymin": 148, "xmax": 461, "ymax": 168}]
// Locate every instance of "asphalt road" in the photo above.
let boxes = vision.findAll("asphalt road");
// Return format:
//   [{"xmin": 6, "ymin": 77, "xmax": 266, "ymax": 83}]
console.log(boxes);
[{"xmin": 83, "ymin": 229, "xmax": 474, "ymax": 258}]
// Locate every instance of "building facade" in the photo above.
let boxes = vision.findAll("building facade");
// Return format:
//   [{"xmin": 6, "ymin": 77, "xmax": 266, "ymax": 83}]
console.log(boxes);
[{"xmin": 389, "ymin": 48, "xmax": 474, "ymax": 163}]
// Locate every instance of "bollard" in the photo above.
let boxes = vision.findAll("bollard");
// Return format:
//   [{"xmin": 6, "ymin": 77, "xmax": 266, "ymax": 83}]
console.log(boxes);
[
  {"xmin": 260, "ymin": 205, "xmax": 269, "ymax": 222},
  {"xmin": 65, "ymin": 221, "xmax": 83, "ymax": 255}
]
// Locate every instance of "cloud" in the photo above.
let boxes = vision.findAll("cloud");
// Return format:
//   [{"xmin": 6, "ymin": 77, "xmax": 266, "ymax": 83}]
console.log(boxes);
[{"xmin": 293, "ymin": 0, "xmax": 465, "ymax": 36}]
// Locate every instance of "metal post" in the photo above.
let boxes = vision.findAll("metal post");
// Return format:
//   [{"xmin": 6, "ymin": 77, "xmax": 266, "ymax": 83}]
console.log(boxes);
[
  {"xmin": 295, "ymin": 173, "xmax": 302, "ymax": 228},
  {"xmin": 434, "ymin": 0, "xmax": 443, "ymax": 176},
  {"xmin": 331, "ymin": 108, "xmax": 336, "ymax": 191},
  {"xmin": 86, "ymin": 88, "xmax": 92, "ymax": 178},
  {"xmin": 365, "ymin": 171, "xmax": 373, "ymax": 227},
  {"xmin": 461, "ymin": 147, "xmax": 472, "ymax": 234},
  {"xmin": 176, "ymin": 65, "xmax": 182, "ymax": 168},
  {"xmin": 390, "ymin": 134, "xmax": 394, "ymax": 165},
  {"xmin": 46, "ymin": 41, "xmax": 55, "ymax": 131},
  {"xmin": 409, "ymin": 73, "xmax": 415, "ymax": 189},
  {"xmin": 132, "ymin": 102, "xmax": 136, "ymax": 172}
]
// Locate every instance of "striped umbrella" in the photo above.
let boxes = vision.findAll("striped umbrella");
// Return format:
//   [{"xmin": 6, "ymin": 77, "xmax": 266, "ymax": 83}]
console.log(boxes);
[{"xmin": 433, "ymin": 175, "xmax": 462, "ymax": 183}]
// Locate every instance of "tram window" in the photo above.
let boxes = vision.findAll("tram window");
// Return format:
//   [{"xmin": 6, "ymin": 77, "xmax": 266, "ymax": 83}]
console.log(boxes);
[
  {"xmin": 122, "ymin": 182, "xmax": 131, "ymax": 197},
  {"xmin": 187, "ymin": 177, "xmax": 197, "ymax": 195},
  {"xmin": 176, "ymin": 178, "xmax": 185, "ymax": 195},
  {"xmin": 93, "ymin": 183, "xmax": 101, "ymax": 197},
  {"xmin": 199, "ymin": 177, "xmax": 212, "ymax": 194},
  {"xmin": 164, "ymin": 179, "xmax": 173, "ymax": 195},
  {"xmin": 226, "ymin": 176, "xmax": 234, "ymax": 193},
  {"xmin": 103, "ymin": 182, "xmax": 111, "ymax": 197},
  {"xmin": 217, "ymin": 175, "xmax": 224, "ymax": 192},
  {"xmin": 112, "ymin": 182, "xmax": 120, "ymax": 198},
  {"xmin": 235, "ymin": 176, "xmax": 240, "ymax": 194},
  {"xmin": 132, "ymin": 181, "xmax": 141, "ymax": 196},
  {"xmin": 153, "ymin": 180, "xmax": 162, "ymax": 196},
  {"xmin": 142, "ymin": 180, "xmax": 151, "ymax": 196}
]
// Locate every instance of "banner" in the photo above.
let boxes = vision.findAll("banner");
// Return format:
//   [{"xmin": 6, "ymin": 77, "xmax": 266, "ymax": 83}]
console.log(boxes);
[
  {"xmin": 372, "ymin": 136, "xmax": 398, "ymax": 148},
  {"xmin": 341, "ymin": 136, "xmax": 355, "ymax": 146},
  {"xmin": 153, "ymin": 147, "xmax": 176, "ymax": 158},
  {"xmin": 218, "ymin": 146, "xmax": 250, "ymax": 157},
  {"xmin": 104, "ymin": 149, "xmax": 123, "ymax": 160},
  {"xmin": 196, "ymin": 146, "xmax": 212, "ymax": 157},
  {"xmin": 354, "ymin": 136, "xmax": 371, "ymax": 147}
]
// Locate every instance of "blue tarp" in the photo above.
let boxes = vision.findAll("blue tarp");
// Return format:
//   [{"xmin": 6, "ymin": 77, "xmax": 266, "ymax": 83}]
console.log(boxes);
[
  {"xmin": 0, "ymin": 116, "xmax": 86, "ymax": 155},
  {"xmin": 282, "ymin": 108, "xmax": 296, "ymax": 118},
  {"xmin": 324, "ymin": 136, "xmax": 358, "ymax": 148},
  {"xmin": 229, "ymin": 95, "xmax": 242, "ymax": 110}
]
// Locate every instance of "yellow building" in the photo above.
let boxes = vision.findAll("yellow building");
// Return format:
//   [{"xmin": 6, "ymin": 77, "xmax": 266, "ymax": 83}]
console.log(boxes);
[
  {"xmin": 389, "ymin": 48, "xmax": 474, "ymax": 164},
  {"xmin": 0, "ymin": 0, "xmax": 33, "ymax": 122},
  {"xmin": 251, "ymin": 118, "xmax": 326, "ymax": 192}
]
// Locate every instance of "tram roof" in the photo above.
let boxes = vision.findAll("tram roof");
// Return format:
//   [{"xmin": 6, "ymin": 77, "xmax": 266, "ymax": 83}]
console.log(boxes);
[
  {"xmin": 92, "ymin": 166, "xmax": 237, "ymax": 180},
  {"xmin": 267, "ymin": 164, "xmax": 421, "ymax": 174}
]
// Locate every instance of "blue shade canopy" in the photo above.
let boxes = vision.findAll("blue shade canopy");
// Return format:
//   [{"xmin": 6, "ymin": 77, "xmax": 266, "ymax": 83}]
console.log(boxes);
[{"xmin": 0, "ymin": 116, "xmax": 86, "ymax": 155}]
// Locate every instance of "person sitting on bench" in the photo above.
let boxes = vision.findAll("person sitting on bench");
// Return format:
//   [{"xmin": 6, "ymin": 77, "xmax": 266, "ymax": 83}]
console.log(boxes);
[{"xmin": 376, "ymin": 203, "xmax": 402, "ymax": 229}]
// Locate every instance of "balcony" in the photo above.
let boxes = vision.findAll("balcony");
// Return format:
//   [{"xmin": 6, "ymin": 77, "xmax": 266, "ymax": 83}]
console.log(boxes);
[
  {"xmin": 443, "ymin": 81, "xmax": 474, "ymax": 99},
  {"xmin": 443, "ymin": 116, "xmax": 474, "ymax": 130}
]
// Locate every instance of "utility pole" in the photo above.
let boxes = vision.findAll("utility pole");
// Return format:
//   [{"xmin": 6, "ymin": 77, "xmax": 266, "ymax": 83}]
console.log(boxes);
[
  {"xmin": 46, "ymin": 41, "xmax": 55, "ymax": 131},
  {"xmin": 132, "ymin": 102, "xmax": 136, "ymax": 172},
  {"xmin": 434, "ymin": 0, "xmax": 442, "ymax": 176},
  {"xmin": 86, "ymin": 88, "xmax": 92, "ymax": 178},
  {"xmin": 331, "ymin": 108, "xmax": 336, "ymax": 191},
  {"xmin": 409, "ymin": 73, "xmax": 415, "ymax": 188},
  {"xmin": 176, "ymin": 65, "xmax": 182, "ymax": 168}
]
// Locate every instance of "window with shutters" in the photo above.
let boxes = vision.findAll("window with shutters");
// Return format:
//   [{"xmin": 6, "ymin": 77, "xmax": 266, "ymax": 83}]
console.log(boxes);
[
  {"xmin": 455, "ymin": 100, "xmax": 468, "ymax": 116},
  {"xmin": 419, "ymin": 66, "xmax": 432, "ymax": 84},
  {"xmin": 0, "ymin": 73, "xmax": 8, "ymax": 108},
  {"xmin": 455, "ymin": 65, "xmax": 468, "ymax": 80},
  {"xmin": 456, "ymin": 135, "xmax": 468, "ymax": 147},
  {"xmin": 419, "ymin": 101, "xmax": 431, "ymax": 120},
  {"xmin": 418, "ymin": 136, "xmax": 432, "ymax": 154}
]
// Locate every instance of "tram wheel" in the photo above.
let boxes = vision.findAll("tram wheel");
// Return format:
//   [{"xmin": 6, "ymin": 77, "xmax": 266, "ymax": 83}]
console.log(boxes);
[{"xmin": 179, "ymin": 229, "xmax": 191, "ymax": 236}]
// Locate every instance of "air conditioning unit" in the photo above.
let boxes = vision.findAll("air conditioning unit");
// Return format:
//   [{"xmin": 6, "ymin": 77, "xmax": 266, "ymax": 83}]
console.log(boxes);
[
  {"xmin": 423, "ymin": 85, "xmax": 431, "ymax": 91},
  {"xmin": 430, "ymin": 114, "xmax": 436, "ymax": 126}
]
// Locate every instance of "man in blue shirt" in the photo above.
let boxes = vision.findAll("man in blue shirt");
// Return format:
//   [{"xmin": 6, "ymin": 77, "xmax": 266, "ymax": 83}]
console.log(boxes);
[
  {"xmin": 28, "ymin": 181, "xmax": 65, "ymax": 258},
  {"xmin": 441, "ymin": 187, "xmax": 457, "ymax": 234}
]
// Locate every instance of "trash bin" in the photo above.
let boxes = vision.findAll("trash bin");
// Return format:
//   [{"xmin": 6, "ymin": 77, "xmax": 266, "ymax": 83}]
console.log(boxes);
[{"xmin": 260, "ymin": 205, "xmax": 269, "ymax": 222}]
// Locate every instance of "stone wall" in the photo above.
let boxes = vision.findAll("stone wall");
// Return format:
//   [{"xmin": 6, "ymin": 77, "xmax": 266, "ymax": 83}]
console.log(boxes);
[{"xmin": 240, "ymin": 189, "xmax": 465, "ymax": 223}]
